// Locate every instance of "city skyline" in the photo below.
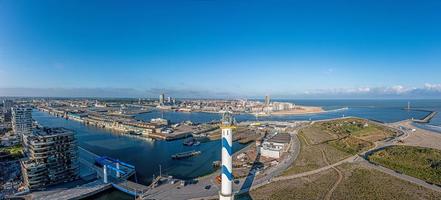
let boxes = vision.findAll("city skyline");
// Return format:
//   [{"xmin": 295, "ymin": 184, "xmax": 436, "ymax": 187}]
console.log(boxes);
[
  {"xmin": 1, "ymin": 0, "xmax": 441, "ymax": 98},
  {"xmin": 2, "ymin": 1, "xmax": 441, "ymax": 200}
]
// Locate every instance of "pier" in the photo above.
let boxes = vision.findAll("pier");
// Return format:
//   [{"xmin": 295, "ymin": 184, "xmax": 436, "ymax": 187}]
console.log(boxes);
[{"xmin": 413, "ymin": 111, "xmax": 438, "ymax": 123}]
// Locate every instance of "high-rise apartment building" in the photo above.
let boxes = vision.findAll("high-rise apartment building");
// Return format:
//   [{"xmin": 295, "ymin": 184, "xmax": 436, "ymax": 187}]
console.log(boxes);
[
  {"xmin": 159, "ymin": 93, "xmax": 165, "ymax": 105},
  {"xmin": 12, "ymin": 106, "xmax": 33, "ymax": 138},
  {"xmin": 2, "ymin": 99, "xmax": 13, "ymax": 122},
  {"xmin": 20, "ymin": 127, "xmax": 79, "ymax": 190},
  {"xmin": 264, "ymin": 95, "xmax": 271, "ymax": 106}
]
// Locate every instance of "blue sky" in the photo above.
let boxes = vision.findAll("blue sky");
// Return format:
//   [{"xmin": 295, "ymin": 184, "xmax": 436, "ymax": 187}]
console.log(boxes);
[{"xmin": 0, "ymin": 0, "xmax": 440, "ymax": 98}]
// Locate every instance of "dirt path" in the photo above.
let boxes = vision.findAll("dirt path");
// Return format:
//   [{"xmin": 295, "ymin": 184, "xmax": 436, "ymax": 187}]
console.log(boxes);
[
  {"xmin": 322, "ymin": 149, "xmax": 344, "ymax": 200},
  {"xmin": 299, "ymin": 133, "xmax": 311, "ymax": 145}
]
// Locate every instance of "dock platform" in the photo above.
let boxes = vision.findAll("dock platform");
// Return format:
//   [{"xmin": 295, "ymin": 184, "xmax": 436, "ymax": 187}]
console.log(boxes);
[{"xmin": 113, "ymin": 180, "xmax": 150, "ymax": 196}]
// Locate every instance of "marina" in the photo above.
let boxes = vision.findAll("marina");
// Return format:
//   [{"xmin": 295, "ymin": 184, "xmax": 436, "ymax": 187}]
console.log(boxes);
[
  {"xmin": 29, "ymin": 100, "xmax": 441, "ymax": 199},
  {"xmin": 32, "ymin": 110, "xmax": 247, "ymax": 185},
  {"xmin": 1, "ymin": 2, "xmax": 441, "ymax": 199},
  {"xmin": 2, "ymin": 2, "xmax": 441, "ymax": 199}
]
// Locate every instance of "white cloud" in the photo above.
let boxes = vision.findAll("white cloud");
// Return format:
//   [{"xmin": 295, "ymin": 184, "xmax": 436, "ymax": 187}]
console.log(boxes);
[
  {"xmin": 1, "ymin": 84, "xmax": 441, "ymax": 99},
  {"xmin": 292, "ymin": 84, "xmax": 441, "ymax": 99},
  {"xmin": 383, "ymin": 85, "xmax": 413, "ymax": 94},
  {"xmin": 357, "ymin": 87, "xmax": 371, "ymax": 92},
  {"xmin": 424, "ymin": 83, "xmax": 441, "ymax": 91}
]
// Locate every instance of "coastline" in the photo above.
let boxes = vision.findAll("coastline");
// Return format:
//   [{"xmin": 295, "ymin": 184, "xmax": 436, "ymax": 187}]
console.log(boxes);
[
  {"xmin": 253, "ymin": 106, "xmax": 325, "ymax": 116},
  {"xmin": 162, "ymin": 105, "xmax": 326, "ymax": 117},
  {"xmin": 395, "ymin": 120, "xmax": 441, "ymax": 151},
  {"xmin": 270, "ymin": 106, "xmax": 325, "ymax": 115}
]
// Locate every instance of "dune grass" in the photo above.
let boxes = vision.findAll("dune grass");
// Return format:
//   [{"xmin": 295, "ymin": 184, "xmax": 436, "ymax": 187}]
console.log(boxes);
[{"xmin": 368, "ymin": 145, "xmax": 441, "ymax": 185}]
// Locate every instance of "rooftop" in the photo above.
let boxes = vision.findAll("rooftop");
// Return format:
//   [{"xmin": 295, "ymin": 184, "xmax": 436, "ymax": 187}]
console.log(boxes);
[
  {"xmin": 267, "ymin": 133, "xmax": 290, "ymax": 144},
  {"xmin": 32, "ymin": 127, "xmax": 74, "ymax": 137}
]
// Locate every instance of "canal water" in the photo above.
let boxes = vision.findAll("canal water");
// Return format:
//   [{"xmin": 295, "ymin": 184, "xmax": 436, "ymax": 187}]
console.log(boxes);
[
  {"xmin": 33, "ymin": 110, "xmax": 246, "ymax": 185},
  {"xmin": 32, "ymin": 99, "xmax": 440, "ymax": 199}
]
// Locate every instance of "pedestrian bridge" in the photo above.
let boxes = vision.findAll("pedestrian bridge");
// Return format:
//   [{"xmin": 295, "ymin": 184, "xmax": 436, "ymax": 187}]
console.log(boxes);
[{"xmin": 79, "ymin": 147, "xmax": 161, "ymax": 199}]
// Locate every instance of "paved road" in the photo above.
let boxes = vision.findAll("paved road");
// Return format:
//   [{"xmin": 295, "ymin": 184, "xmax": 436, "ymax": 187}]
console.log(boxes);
[
  {"xmin": 146, "ymin": 120, "xmax": 441, "ymax": 199},
  {"xmin": 144, "ymin": 124, "xmax": 302, "ymax": 200},
  {"xmin": 248, "ymin": 120, "xmax": 441, "ymax": 195},
  {"xmin": 273, "ymin": 155, "xmax": 357, "ymax": 182},
  {"xmin": 235, "ymin": 129, "xmax": 301, "ymax": 195},
  {"xmin": 33, "ymin": 180, "xmax": 111, "ymax": 200}
]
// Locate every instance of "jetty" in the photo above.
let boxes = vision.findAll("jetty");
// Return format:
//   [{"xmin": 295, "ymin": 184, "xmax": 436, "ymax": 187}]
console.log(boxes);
[{"xmin": 413, "ymin": 111, "xmax": 438, "ymax": 123}]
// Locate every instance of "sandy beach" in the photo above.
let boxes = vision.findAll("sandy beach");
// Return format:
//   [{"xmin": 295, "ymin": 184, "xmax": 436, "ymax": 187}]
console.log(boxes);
[
  {"xmin": 395, "ymin": 120, "xmax": 441, "ymax": 150},
  {"xmin": 269, "ymin": 106, "xmax": 325, "ymax": 116}
]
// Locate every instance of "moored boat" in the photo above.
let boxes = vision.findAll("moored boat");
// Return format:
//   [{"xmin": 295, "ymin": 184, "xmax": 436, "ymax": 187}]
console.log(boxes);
[
  {"xmin": 183, "ymin": 138, "xmax": 194, "ymax": 146},
  {"xmin": 171, "ymin": 150, "xmax": 201, "ymax": 159}
]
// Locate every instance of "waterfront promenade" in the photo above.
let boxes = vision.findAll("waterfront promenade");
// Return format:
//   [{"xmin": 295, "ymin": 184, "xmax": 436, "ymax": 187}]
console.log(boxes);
[{"xmin": 141, "ymin": 123, "xmax": 301, "ymax": 200}]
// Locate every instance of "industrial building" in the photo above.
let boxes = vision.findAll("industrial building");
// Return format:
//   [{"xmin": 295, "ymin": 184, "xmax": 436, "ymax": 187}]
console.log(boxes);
[
  {"xmin": 259, "ymin": 132, "xmax": 290, "ymax": 159},
  {"xmin": 20, "ymin": 127, "xmax": 79, "ymax": 190}
]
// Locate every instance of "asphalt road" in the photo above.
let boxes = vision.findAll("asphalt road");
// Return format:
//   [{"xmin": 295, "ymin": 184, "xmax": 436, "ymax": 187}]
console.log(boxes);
[
  {"xmin": 143, "ymin": 125, "xmax": 302, "ymax": 200},
  {"xmin": 145, "ymin": 120, "xmax": 441, "ymax": 199}
]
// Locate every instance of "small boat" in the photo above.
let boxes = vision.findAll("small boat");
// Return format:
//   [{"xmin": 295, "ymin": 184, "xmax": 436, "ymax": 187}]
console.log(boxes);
[
  {"xmin": 128, "ymin": 131, "xmax": 142, "ymax": 135},
  {"xmin": 193, "ymin": 141, "xmax": 201, "ymax": 146},
  {"xmin": 183, "ymin": 138, "xmax": 194, "ymax": 146},
  {"xmin": 212, "ymin": 161, "xmax": 221, "ymax": 168},
  {"xmin": 171, "ymin": 150, "xmax": 201, "ymax": 159}
]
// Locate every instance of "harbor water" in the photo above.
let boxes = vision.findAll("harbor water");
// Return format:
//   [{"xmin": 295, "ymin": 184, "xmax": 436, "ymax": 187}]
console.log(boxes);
[{"xmin": 32, "ymin": 99, "xmax": 441, "ymax": 199}]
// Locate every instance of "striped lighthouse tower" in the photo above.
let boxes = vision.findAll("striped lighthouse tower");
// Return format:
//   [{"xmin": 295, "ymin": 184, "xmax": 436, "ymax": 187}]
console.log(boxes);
[{"xmin": 220, "ymin": 111, "xmax": 235, "ymax": 200}]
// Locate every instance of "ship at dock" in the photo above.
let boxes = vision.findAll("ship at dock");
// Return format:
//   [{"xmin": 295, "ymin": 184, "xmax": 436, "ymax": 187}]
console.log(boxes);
[
  {"xmin": 171, "ymin": 150, "xmax": 201, "ymax": 159},
  {"xmin": 183, "ymin": 138, "xmax": 200, "ymax": 146}
]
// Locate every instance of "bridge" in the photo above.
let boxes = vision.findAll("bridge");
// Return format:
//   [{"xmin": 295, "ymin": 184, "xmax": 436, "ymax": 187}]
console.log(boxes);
[
  {"xmin": 31, "ymin": 147, "xmax": 159, "ymax": 200},
  {"xmin": 79, "ymin": 148, "xmax": 165, "ymax": 199}
]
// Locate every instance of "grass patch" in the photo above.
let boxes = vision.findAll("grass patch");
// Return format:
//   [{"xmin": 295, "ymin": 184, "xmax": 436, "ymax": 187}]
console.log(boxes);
[
  {"xmin": 282, "ymin": 118, "xmax": 397, "ymax": 176},
  {"xmin": 333, "ymin": 163, "xmax": 441, "ymax": 200},
  {"xmin": 368, "ymin": 145, "xmax": 441, "ymax": 185},
  {"xmin": 320, "ymin": 118, "xmax": 397, "ymax": 142},
  {"xmin": 318, "ymin": 118, "xmax": 396, "ymax": 154},
  {"xmin": 0, "ymin": 144, "xmax": 24, "ymax": 159},
  {"xmin": 253, "ymin": 163, "xmax": 441, "ymax": 200},
  {"xmin": 251, "ymin": 169, "xmax": 337, "ymax": 200},
  {"xmin": 282, "ymin": 130, "xmax": 350, "ymax": 176},
  {"xmin": 328, "ymin": 136, "xmax": 373, "ymax": 155}
]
